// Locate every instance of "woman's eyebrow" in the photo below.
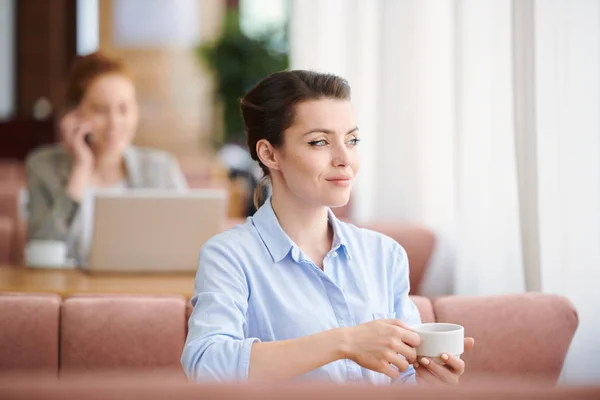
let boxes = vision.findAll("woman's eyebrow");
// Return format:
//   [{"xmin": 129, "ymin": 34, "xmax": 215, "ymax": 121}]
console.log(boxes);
[{"xmin": 302, "ymin": 126, "xmax": 359, "ymax": 136}]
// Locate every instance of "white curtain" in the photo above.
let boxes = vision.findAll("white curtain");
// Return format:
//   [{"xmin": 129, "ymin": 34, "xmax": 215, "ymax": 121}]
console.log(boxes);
[
  {"xmin": 290, "ymin": 0, "xmax": 600, "ymax": 383},
  {"xmin": 454, "ymin": 0, "xmax": 526, "ymax": 296},
  {"xmin": 533, "ymin": 0, "xmax": 600, "ymax": 384},
  {"xmin": 0, "ymin": 0, "xmax": 15, "ymax": 120}
]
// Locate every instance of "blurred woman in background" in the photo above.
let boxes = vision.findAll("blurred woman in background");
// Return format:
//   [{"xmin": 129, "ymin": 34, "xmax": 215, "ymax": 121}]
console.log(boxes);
[{"xmin": 25, "ymin": 52, "xmax": 187, "ymax": 266}]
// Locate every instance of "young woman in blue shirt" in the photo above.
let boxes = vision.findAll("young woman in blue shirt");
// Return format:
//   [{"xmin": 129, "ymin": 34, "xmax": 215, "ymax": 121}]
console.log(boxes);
[{"xmin": 182, "ymin": 70, "xmax": 474, "ymax": 385}]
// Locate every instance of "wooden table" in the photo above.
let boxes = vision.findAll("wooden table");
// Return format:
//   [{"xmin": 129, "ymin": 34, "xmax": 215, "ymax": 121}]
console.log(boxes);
[{"xmin": 0, "ymin": 266, "xmax": 197, "ymax": 298}]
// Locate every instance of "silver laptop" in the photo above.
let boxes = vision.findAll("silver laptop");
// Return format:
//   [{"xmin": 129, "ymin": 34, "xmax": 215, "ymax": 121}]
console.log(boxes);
[{"xmin": 87, "ymin": 189, "xmax": 228, "ymax": 273}]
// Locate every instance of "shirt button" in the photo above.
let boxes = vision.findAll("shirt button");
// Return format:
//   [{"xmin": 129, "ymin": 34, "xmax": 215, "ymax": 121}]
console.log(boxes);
[{"xmin": 332, "ymin": 252, "xmax": 338, "ymax": 257}]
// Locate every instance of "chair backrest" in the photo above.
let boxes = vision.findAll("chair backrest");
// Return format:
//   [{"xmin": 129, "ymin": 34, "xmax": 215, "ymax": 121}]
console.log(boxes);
[
  {"xmin": 0, "ymin": 184, "xmax": 22, "ymax": 223},
  {"xmin": 0, "ymin": 160, "xmax": 25, "ymax": 182},
  {"xmin": 0, "ymin": 216, "xmax": 15, "ymax": 264},
  {"xmin": 433, "ymin": 293, "xmax": 579, "ymax": 384},
  {"xmin": 0, "ymin": 183, "xmax": 27, "ymax": 265}
]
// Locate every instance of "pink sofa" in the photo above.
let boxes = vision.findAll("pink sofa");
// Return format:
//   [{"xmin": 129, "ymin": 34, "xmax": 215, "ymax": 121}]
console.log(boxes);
[
  {"xmin": 1, "ymin": 372, "xmax": 599, "ymax": 400},
  {"xmin": 0, "ymin": 292, "xmax": 578, "ymax": 385}
]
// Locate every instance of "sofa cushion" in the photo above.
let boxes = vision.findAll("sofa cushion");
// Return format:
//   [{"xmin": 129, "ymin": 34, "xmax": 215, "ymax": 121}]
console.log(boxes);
[
  {"xmin": 0, "ymin": 292, "xmax": 60, "ymax": 372},
  {"xmin": 60, "ymin": 295, "xmax": 187, "ymax": 373},
  {"xmin": 433, "ymin": 293, "xmax": 578, "ymax": 383}
]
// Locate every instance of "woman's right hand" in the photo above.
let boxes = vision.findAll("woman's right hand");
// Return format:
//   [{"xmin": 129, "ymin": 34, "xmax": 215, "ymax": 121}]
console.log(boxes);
[
  {"xmin": 60, "ymin": 110, "xmax": 95, "ymax": 201},
  {"xmin": 60, "ymin": 109, "xmax": 94, "ymax": 169},
  {"xmin": 342, "ymin": 319, "xmax": 421, "ymax": 380}
]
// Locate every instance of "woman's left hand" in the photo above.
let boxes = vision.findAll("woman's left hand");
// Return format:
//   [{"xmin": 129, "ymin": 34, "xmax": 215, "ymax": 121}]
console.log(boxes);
[{"xmin": 414, "ymin": 337, "xmax": 475, "ymax": 386}]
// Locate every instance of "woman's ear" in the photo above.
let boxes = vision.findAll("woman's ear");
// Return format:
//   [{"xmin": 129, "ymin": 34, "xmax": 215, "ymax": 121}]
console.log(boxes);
[{"xmin": 256, "ymin": 139, "xmax": 280, "ymax": 171}]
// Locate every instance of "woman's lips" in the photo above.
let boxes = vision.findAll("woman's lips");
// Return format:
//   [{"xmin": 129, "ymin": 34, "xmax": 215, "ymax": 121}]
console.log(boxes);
[{"xmin": 326, "ymin": 177, "xmax": 352, "ymax": 187}]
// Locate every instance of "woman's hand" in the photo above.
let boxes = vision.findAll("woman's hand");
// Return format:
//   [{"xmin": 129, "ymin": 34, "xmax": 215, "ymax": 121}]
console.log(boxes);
[
  {"xmin": 342, "ymin": 319, "xmax": 421, "ymax": 380},
  {"xmin": 60, "ymin": 109, "xmax": 94, "ymax": 169},
  {"xmin": 414, "ymin": 337, "xmax": 475, "ymax": 385},
  {"xmin": 61, "ymin": 110, "xmax": 95, "ymax": 201}
]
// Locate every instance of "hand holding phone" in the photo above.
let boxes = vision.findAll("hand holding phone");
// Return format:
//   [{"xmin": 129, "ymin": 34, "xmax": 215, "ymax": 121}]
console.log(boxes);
[
  {"xmin": 84, "ymin": 132, "xmax": 94, "ymax": 149},
  {"xmin": 59, "ymin": 109, "xmax": 94, "ymax": 167}
]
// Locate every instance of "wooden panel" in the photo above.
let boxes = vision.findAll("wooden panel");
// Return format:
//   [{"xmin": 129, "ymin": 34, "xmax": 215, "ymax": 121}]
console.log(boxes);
[
  {"xmin": 0, "ymin": 119, "xmax": 56, "ymax": 160},
  {"xmin": 0, "ymin": 0, "xmax": 76, "ymax": 160},
  {"xmin": 16, "ymin": 0, "xmax": 76, "ymax": 117}
]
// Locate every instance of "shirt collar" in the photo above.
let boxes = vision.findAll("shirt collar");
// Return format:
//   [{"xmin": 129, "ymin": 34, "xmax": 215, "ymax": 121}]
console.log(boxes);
[
  {"xmin": 251, "ymin": 198, "xmax": 295, "ymax": 263},
  {"xmin": 251, "ymin": 198, "xmax": 352, "ymax": 263},
  {"xmin": 123, "ymin": 147, "xmax": 144, "ymax": 187},
  {"xmin": 327, "ymin": 208, "xmax": 353, "ymax": 260}
]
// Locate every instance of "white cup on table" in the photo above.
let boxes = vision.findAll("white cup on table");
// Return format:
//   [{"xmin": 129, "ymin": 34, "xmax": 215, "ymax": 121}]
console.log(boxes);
[{"xmin": 25, "ymin": 240, "xmax": 71, "ymax": 268}]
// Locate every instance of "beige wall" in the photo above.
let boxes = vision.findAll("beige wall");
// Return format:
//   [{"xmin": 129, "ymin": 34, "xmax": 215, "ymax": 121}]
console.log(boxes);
[{"xmin": 98, "ymin": 0, "xmax": 225, "ymax": 158}]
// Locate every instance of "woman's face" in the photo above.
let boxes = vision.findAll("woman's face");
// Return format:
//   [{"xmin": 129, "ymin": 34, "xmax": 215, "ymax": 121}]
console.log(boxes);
[
  {"xmin": 78, "ymin": 73, "xmax": 139, "ymax": 158},
  {"xmin": 270, "ymin": 98, "xmax": 361, "ymax": 208}
]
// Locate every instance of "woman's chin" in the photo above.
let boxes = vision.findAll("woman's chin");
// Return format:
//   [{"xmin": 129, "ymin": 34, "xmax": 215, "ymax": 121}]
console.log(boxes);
[
  {"xmin": 323, "ymin": 193, "xmax": 351, "ymax": 209},
  {"xmin": 95, "ymin": 143, "xmax": 129, "ymax": 158}
]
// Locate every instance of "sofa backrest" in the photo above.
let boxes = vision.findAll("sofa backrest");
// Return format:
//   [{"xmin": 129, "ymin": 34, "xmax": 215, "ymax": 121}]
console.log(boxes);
[
  {"xmin": 0, "ymin": 292, "xmax": 578, "ymax": 385},
  {"xmin": 0, "ymin": 293, "xmax": 60, "ymax": 373},
  {"xmin": 433, "ymin": 293, "xmax": 578, "ymax": 384},
  {"xmin": 60, "ymin": 295, "xmax": 187, "ymax": 374}
]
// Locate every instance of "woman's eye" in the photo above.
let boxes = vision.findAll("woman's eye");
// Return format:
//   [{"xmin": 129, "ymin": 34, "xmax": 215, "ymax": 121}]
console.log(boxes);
[
  {"xmin": 309, "ymin": 140, "xmax": 327, "ymax": 147},
  {"xmin": 347, "ymin": 138, "xmax": 361, "ymax": 146},
  {"xmin": 93, "ymin": 106, "xmax": 107, "ymax": 114}
]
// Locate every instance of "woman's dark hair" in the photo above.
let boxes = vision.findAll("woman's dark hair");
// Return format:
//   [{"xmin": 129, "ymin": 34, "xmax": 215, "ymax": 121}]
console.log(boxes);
[{"xmin": 240, "ymin": 70, "xmax": 351, "ymax": 209}]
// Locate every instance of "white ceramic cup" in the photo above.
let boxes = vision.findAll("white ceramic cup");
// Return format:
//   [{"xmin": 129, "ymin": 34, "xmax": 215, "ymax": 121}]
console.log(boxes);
[
  {"xmin": 412, "ymin": 323, "xmax": 464, "ymax": 365},
  {"xmin": 25, "ymin": 240, "xmax": 68, "ymax": 268}
]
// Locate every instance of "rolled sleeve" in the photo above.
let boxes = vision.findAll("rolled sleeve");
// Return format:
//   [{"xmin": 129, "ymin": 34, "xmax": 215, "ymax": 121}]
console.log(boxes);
[
  {"xmin": 26, "ymin": 168, "xmax": 80, "ymax": 241},
  {"xmin": 181, "ymin": 238, "xmax": 258, "ymax": 382},
  {"xmin": 394, "ymin": 366, "xmax": 417, "ymax": 385}
]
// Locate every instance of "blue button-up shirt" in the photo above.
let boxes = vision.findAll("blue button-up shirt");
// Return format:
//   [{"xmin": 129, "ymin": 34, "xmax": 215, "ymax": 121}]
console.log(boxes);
[{"xmin": 181, "ymin": 199, "xmax": 421, "ymax": 384}]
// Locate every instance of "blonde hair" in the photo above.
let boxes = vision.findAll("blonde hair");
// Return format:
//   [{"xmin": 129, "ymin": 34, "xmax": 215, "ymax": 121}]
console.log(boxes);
[{"xmin": 253, "ymin": 175, "xmax": 271, "ymax": 210}]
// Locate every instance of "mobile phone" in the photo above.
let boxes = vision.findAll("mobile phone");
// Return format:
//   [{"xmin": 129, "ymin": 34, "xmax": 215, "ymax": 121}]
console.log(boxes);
[{"xmin": 84, "ymin": 133, "xmax": 94, "ymax": 148}]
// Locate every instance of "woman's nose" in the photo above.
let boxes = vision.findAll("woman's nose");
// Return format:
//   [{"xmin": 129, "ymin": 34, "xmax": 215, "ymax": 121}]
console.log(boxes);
[
  {"xmin": 331, "ymin": 142, "xmax": 352, "ymax": 167},
  {"xmin": 107, "ymin": 111, "xmax": 120, "ymax": 128}
]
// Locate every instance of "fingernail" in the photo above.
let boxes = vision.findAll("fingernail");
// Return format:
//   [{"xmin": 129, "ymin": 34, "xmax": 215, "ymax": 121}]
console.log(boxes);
[
  {"xmin": 441, "ymin": 354, "xmax": 449, "ymax": 361},
  {"xmin": 420, "ymin": 357, "xmax": 430, "ymax": 366},
  {"xmin": 413, "ymin": 362, "xmax": 419, "ymax": 369}
]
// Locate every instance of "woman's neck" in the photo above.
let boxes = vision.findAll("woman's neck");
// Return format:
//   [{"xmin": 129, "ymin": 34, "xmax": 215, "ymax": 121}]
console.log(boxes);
[
  {"xmin": 92, "ymin": 154, "xmax": 127, "ymax": 186},
  {"xmin": 270, "ymin": 189, "xmax": 333, "ymax": 265}
]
